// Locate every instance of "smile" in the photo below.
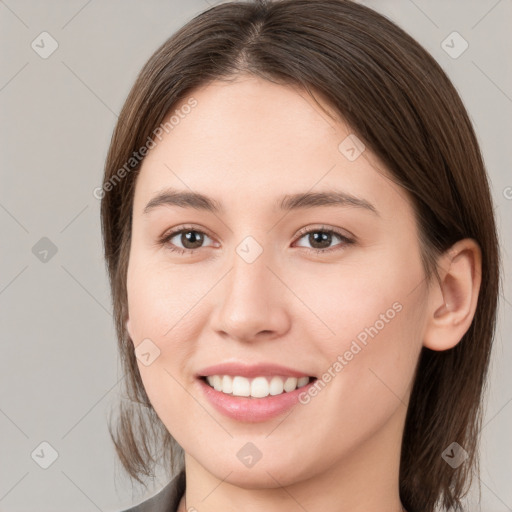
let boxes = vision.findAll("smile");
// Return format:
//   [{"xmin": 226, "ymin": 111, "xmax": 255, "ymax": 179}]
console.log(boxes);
[{"xmin": 204, "ymin": 375, "xmax": 312, "ymax": 398}]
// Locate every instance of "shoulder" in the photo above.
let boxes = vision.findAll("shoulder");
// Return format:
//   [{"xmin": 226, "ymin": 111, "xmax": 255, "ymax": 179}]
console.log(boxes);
[{"xmin": 120, "ymin": 470, "xmax": 186, "ymax": 512}]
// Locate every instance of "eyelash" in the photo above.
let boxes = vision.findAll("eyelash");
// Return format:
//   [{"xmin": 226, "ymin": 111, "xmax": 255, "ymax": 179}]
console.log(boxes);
[{"xmin": 158, "ymin": 224, "xmax": 354, "ymax": 256}]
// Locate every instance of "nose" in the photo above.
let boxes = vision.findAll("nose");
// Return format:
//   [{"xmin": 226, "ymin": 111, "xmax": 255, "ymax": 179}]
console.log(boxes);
[{"xmin": 209, "ymin": 240, "xmax": 291, "ymax": 343}]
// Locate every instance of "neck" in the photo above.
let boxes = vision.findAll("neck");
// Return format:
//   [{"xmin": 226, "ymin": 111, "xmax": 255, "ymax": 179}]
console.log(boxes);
[{"xmin": 180, "ymin": 405, "xmax": 407, "ymax": 512}]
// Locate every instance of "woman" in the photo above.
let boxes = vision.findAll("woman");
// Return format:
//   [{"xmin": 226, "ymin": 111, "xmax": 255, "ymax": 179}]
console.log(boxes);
[{"xmin": 100, "ymin": 1, "xmax": 501, "ymax": 511}]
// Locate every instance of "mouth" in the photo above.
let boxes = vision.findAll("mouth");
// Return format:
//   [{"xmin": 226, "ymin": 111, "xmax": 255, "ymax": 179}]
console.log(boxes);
[{"xmin": 199, "ymin": 375, "xmax": 317, "ymax": 398}]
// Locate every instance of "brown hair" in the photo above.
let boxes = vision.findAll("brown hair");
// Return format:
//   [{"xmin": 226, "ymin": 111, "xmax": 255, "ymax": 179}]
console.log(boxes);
[{"xmin": 100, "ymin": 1, "xmax": 501, "ymax": 510}]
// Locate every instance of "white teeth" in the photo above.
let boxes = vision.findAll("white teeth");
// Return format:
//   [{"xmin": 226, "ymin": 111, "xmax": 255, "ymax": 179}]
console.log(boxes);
[
  {"xmin": 212, "ymin": 375, "xmax": 222, "ymax": 391},
  {"xmin": 232, "ymin": 376, "xmax": 250, "ymax": 397},
  {"xmin": 283, "ymin": 377, "xmax": 298, "ymax": 392},
  {"xmin": 222, "ymin": 375, "xmax": 233, "ymax": 394},
  {"xmin": 204, "ymin": 375, "xmax": 311, "ymax": 397},
  {"xmin": 269, "ymin": 376, "xmax": 284, "ymax": 395},
  {"xmin": 297, "ymin": 376, "xmax": 309, "ymax": 387},
  {"xmin": 251, "ymin": 377, "xmax": 269, "ymax": 398}
]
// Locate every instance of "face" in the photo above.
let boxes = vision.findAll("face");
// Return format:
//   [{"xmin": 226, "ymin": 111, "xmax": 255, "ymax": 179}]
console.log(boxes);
[{"xmin": 126, "ymin": 74, "xmax": 429, "ymax": 488}]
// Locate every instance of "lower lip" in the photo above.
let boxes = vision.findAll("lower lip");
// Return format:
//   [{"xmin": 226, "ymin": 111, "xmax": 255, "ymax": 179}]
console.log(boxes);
[{"xmin": 197, "ymin": 377, "xmax": 317, "ymax": 423}]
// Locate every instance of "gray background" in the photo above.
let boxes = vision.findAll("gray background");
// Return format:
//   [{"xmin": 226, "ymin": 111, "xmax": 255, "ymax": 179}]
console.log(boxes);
[{"xmin": 0, "ymin": 0, "xmax": 510, "ymax": 511}]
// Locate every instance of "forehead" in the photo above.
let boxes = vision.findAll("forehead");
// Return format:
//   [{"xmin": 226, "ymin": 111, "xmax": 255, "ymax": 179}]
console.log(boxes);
[
  {"xmin": 133, "ymin": 75, "xmax": 410, "ymax": 218},
  {"xmin": 152, "ymin": 75, "xmax": 342, "ymax": 164}
]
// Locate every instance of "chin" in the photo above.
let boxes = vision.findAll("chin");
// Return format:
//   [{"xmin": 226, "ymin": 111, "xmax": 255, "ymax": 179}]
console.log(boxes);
[{"xmin": 201, "ymin": 455, "xmax": 316, "ymax": 490}]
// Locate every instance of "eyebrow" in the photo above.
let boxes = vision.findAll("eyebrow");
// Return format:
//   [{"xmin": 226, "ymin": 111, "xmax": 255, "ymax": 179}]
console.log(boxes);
[{"xmin": 143, "ymin": 187, "xmax": 379, "ymax": 216}]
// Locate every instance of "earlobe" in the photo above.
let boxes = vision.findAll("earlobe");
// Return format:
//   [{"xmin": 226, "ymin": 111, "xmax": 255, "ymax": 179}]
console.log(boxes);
[{"xmin": 423, "ymin": 239, "xmax": 482, "ymax": 351}]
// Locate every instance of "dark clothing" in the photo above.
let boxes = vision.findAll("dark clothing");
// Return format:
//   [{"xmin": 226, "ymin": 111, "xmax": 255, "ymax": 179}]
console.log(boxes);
[{"xmin": 121, "ymin": 471, "xmax": 186, "ymax": 512}]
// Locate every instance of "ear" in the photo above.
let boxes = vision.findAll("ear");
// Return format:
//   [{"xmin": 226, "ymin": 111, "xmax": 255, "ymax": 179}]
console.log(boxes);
[{"xmin": 423, "ymin": 238, "xmax": 482, "ymax": 351}]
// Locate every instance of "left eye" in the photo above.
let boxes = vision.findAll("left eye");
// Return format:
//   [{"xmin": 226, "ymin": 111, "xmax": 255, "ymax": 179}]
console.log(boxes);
[
  {"xmin": 159, "ymin": 226, "xmax": 354, "ymax": 255},
  {"xmin": 293, "ymin": 226, "xmax": 354, "ymax": 254}
]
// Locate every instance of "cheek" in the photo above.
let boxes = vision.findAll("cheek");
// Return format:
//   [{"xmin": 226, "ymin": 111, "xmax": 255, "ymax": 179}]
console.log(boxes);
[
  {"xmin": 125, "ymin": 257, "xmax": 205, "ymax": 416},
  {"xmin": 293, "ymin": 249, "xmax": 426, "ymax": 410},
  {"xmin": 126, "ymin": 256, "xmax": 204, "ymax": 343},
  {"xmin": 293, "ymin": 250, "xmax": 423, "ymax": 347}
]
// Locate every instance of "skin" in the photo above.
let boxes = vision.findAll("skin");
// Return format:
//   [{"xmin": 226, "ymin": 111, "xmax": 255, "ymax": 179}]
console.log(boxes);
[{"xmin": 125, "ymin": 74, "xmax": 481, "ymax": 512}]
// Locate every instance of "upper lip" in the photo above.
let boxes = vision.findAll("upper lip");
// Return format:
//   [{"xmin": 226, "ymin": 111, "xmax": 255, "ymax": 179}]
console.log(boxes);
[{"xmin": 197, "ymin": 362, "xmax": 314, "ymax": 379}]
